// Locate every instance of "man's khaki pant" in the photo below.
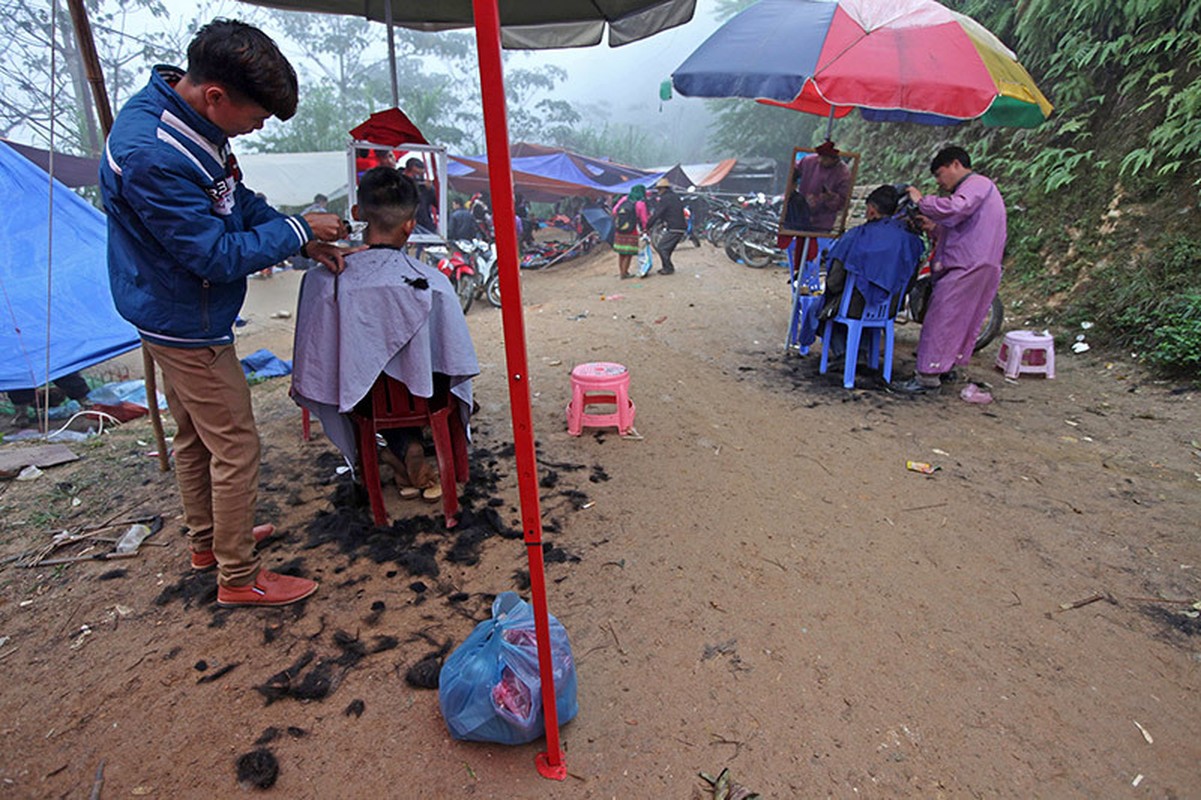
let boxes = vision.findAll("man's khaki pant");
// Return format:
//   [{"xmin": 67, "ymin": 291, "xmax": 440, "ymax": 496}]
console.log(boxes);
[{"xmin": 146, "ymin": 342, "xmax": 261, "ymax": 587}]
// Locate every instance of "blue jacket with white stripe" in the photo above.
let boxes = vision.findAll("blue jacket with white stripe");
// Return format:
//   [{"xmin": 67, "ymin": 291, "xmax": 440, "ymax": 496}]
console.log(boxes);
[{"xmin": 100, "ymin": 66, "xmax": 311, "ymax": 348}]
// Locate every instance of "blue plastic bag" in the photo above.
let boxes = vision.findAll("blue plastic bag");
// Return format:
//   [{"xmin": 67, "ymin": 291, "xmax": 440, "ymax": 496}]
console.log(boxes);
[
  {"xmin": 637, "ymin": 234, "xmax": 654, "ymax": 277},
  {"xmin": 438, "ymin": 592, "xmax": 578, "ymax": 744}
]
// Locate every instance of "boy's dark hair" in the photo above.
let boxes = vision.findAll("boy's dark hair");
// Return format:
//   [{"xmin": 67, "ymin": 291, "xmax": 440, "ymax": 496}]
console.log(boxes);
[
  {"xmin": 186, "ymin": 19, "xmax": 298, "ymax": 121},
  {"xmin": 866, "ymin": 184, "xmax": 899, "ymax": 216},
  {"xmin": 358, "ymin": 168, "xmax": 419, "ymax": 230},
  {"xmin": 930, "ymin": 146, "xmax": 971, "ymax": 173}
]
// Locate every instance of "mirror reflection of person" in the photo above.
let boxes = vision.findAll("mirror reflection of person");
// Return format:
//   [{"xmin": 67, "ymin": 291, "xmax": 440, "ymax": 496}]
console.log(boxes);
[
  {"xmin": 403, "ymin": 158, "xmax": 437, "ymax": 234},
  {"xmin": 794, "ymin": 140, "xmax": 851, "ymax": 233}
]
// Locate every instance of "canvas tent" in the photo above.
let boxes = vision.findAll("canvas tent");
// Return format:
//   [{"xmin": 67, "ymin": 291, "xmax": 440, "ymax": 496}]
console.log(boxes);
[
  {"xmin": 447, "ymin": 143, "xmax": 665, "ymax": 201},
  {"xmin": 234, "ymin": 151, "xmax": 349, "ymax": 208},
  {"xmin": 0, "ymin": 141, "xmax": 139, "ymax": 392},
  {"xmin": 2, "ymin": 138, "xmax": 102, "ymax": 189}
]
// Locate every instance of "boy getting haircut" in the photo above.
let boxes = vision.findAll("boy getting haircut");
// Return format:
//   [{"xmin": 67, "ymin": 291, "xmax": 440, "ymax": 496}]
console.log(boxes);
[{"xmin": 358, "ymin": 168, "xmax": 419, "ymax": 231}]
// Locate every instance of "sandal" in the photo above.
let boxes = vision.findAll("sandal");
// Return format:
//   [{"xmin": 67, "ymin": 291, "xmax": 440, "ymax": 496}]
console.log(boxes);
[
  {"xmin": 397, "ymin": 485, "xmax": 421, "ymax": 499},
  {"xmin": 421, "ymin": 484, "xmax": 443, "ymax": 503}
]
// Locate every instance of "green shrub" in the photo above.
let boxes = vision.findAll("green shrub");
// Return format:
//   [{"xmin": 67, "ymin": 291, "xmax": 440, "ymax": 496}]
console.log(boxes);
[
  {"xmin": 1090, "ymin": 236, "xmax": 1201, "ymax": 377},
  {"xmin": 1141, "ymin": 293, "xmax": 1201, "ymax": 374}
]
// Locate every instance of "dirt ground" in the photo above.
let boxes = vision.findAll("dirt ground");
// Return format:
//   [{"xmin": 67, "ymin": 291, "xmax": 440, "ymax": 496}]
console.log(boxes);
[{"xmin": 1, "ymin": 240, "xmax": 1198, "ymax": 799}]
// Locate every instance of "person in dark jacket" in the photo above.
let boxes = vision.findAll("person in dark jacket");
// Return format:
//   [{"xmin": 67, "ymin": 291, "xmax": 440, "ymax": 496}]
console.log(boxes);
[
  {"xmin": 514, "ymin": 193, "xmax": 535, "ymax": 248},
  {"xmin": 447, "ymin": 197, "xmax": 481, "ymax": 241},
  {"xmin": 100, "ymin": 19, "xmax": 354, "ymax": 608},
  {"xmin": 644, "ymin": 179, "xmax": 687, "ymax": 275},
  {"xmin": 403, "ymin": 158, "xmax": 437, "ymax": 234}
]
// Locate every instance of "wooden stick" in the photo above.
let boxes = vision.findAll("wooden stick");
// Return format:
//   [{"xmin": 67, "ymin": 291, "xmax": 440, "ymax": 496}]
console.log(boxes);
[
  {"xmin": 29, "ymin": 552, "xmax": 139, "ymax": 567},
  {"xmin": 88, "ymin": 758, "xmax": 105, "ymax": 800},
  {"xmin": 143, "ymin": 349, "xmax": 170, "ymax": 473},
  {"xmin": 1056, "ymin": 593, "xmax": 1107, "ymax": 612}
]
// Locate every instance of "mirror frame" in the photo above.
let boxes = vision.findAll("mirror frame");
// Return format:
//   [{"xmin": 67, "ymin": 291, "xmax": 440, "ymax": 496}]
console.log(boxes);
[{"xmin": 778, "ymin": 146, "xmax": 860, "ymax": 239}]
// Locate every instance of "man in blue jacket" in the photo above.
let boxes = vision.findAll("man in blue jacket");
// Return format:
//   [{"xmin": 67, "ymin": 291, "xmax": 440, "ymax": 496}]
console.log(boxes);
[{"xmin": 101, "ymin": 19, "xmax": 350, "ymax": 607}]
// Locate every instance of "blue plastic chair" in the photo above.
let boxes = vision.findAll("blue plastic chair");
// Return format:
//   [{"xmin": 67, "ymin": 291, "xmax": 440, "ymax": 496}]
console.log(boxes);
[
  {"xmin": 818, "ymin": 280, "xmax": 902, "ymax": 388},
  {"xmin": 785, "ymin": 237, "xmax": 832, "ymax": 354}
]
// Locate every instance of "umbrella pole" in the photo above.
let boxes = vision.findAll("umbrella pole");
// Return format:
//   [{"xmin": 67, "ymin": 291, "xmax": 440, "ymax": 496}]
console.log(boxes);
[
  {"xmin": 471, "ymin": 0, "xmax": 566, "ymax": 781},
  {"xmin": 384, "ymin": 0, "xmax": 399, "ymax": 108},
  {"xmin": 825, "ymin": 106, "xmax": 835, "ymax": 141}
]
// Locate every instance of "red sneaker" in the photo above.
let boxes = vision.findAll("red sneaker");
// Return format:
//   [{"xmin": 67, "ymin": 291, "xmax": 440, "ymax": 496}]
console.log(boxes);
[
  {"xmin": 190, "ymin": 524, "xmax": 276, "ymax": 571},
  {"xmin": 216, "ymin": 569, "xmax": 318, "ymax": 608}
]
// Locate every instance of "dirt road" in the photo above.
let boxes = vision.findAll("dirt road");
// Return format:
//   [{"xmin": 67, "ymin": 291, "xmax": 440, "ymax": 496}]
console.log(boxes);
[{"xmin": 1, "ymin": 242, "xmax": 1197, "ymax": 798}]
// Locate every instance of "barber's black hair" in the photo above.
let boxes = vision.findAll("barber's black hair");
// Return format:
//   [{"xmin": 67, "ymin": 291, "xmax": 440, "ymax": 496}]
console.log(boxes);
[
  {"xmin": 930, "ymin": 145, "xmax": 971, "ymax": 173},
  {"xmin": 866, "ymin": 184, "xmax": 899, "ymax": 216},
  {"xmin": 358, "ymin": 168, "xmax": 418, "ymax": 228},
  {"xmin": 186, "ymin": 19, "xmax": 298, "ymax": 120},
  {"xmin": 404, "ymin": 157, "xmax": 425, "ymax": 172}
]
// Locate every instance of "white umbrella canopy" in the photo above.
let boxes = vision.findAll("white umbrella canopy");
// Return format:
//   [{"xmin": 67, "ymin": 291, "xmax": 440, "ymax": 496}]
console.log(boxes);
[{"xmin": 236, "ymin": 0, "xmax": 697, "ymax": 782}]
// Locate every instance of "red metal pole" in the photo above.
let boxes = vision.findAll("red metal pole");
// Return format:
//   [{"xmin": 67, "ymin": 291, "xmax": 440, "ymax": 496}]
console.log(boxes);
[{"xmin": 470, "ymin": 0, "xmax": 565, "ymax": 781}]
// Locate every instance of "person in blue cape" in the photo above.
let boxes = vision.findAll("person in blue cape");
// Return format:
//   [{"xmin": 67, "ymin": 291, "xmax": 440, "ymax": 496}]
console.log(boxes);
[{"xmin": 818, "ymin": 184, "xmax": 924, "ymax": 361}]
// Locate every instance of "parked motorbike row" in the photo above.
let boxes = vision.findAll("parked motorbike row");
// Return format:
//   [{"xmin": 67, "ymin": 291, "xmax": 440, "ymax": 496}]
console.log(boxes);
[{"xmin": 682, "ymin": 194, "xmax": 788, "ymax": 269}]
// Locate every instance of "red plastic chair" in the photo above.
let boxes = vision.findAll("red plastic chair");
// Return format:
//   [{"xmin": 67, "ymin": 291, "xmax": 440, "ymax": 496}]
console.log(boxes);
[{"xmin": 349, "ymin": 375, "xmax": 469, "ymax": 529}]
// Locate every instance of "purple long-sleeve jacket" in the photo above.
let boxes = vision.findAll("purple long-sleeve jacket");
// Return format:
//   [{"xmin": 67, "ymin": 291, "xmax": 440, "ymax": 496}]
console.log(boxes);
[{"xmin": 918, "ymin": 172, "xmax": 1007, "ymax": 271}]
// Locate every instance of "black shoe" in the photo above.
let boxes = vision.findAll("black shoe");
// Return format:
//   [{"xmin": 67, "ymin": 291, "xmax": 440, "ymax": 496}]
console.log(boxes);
[
  {"xmin": 657, "ymin": 267, "xmax": 675, "ymax": 275},
  {"xmin": 940, "ymin": 369, "xmax": 959, "ymax": 383},
  {"xmin": 895, "ymin": 378, "xmax": 941, "ymax": 395}
]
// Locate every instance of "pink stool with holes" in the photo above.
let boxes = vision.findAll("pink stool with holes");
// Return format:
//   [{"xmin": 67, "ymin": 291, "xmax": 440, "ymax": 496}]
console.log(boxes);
[
  {"xmin": 995, "ymin": 330, "xmax": 1056, "ymax": 379},
  {"xmin": 566, "ymin": 362, "xmax": 636, "ymax": 436}
]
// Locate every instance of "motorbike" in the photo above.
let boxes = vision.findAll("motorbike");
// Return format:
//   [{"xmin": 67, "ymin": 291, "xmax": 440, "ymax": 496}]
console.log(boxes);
[
  {"xmin": 894, "ymin": 258, "xmax": 1004, "ymax": 353},
  {"xmin": 460, "ymin": 238, "xmax": 502, "ymax": 308},
  {"xmin": 431, "ymin": 243, "xmax": 478, "ymax": 314}
]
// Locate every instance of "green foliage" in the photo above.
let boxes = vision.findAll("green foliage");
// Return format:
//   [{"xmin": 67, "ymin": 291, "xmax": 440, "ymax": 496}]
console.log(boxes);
[
  {"xmin": 0, "ymin": 0, "xmax": 176, "ymax": 155},
  {"xmin": 1140, "ymin": 293, "xmax": 1201, "ymax": 374},
  {"xmin": 1078, "ymin": 237, "xmax": 1201, "ymax": 377},
  {"xmin": 707, "ymin": 99, "xmax": 819, "ymax": 161}
]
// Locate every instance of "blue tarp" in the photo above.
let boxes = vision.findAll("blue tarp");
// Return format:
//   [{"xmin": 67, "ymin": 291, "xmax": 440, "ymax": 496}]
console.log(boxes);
[
  {"xmin": 0, "ymin": 141, "xmax": 139, "ymax": 392},
  {"xmin": 447, "ymin": 150, "xmax": 667, "ymax": 199},
  {"xmin": 240, "ymin": 348, "xmax": 293, "ymax": 379}
]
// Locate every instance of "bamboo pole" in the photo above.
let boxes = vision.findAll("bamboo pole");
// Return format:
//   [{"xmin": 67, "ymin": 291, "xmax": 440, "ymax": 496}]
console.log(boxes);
[{"xmin": 65, "ymin": 0, "xmax": 169, "ymax": 472}]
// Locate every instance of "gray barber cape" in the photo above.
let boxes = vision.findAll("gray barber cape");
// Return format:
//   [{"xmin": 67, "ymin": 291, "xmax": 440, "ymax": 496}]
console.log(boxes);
[{"xmin": 290, "ymin": 247, "xmax": 479, "ymax": 461}]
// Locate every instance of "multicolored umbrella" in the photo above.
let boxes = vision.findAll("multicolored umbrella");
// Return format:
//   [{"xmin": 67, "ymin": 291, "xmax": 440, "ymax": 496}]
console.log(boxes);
[{"xmin": 672, "ymin": 0, "xmax": 1053, "ymax": 127}]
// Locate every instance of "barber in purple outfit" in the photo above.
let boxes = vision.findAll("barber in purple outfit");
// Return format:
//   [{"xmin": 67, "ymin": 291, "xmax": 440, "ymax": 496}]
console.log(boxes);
[{"xmin": 898, "ymin": 146, "xmax": 1007, "ymax": 395}]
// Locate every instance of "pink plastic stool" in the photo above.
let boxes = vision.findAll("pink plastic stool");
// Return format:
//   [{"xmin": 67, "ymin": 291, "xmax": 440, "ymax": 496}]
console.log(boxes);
[
  {"xmin": 566, "ymin": 362, "xmax": 636, "ymax": 436},
  {"xmin": 995, "ymin": 330, "xmax": 1056, "ymax": 379}
]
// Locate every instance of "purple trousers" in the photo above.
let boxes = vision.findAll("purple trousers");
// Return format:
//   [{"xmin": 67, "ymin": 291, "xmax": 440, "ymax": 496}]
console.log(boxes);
[{"xmin": 916, "ymin": 263, "xmax": 1002, "ymax": 374}]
